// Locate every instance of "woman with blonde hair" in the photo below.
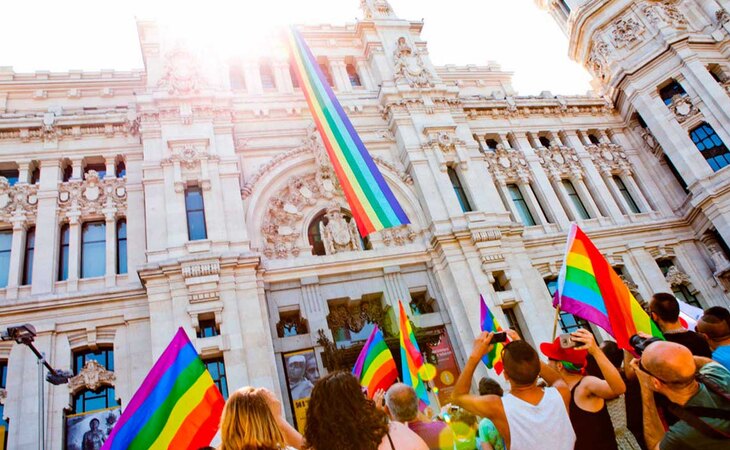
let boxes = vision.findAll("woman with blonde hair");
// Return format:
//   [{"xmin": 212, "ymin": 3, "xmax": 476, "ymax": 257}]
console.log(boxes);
[{"xmin": 219, "ymin": 387, "xmax": 302, "ymax": 450}]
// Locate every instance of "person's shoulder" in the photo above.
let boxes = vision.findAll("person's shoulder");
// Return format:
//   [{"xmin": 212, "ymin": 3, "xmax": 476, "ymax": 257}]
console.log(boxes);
[
  {"xmin": 699, "ymin": 361, "xmax": 730, "ymax": 384},
  {"xmin": 388, "ymin": 421, "xmax": 429, "ymax": 450}
]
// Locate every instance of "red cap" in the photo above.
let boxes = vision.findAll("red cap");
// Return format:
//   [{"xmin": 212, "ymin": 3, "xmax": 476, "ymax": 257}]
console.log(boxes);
[{"xmin": 540, "ymin": 337, "xmax": 588, "ymax": 366}]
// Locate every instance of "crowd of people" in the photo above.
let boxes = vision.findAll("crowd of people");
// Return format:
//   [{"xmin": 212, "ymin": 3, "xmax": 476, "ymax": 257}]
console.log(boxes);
[{"xmin": 211, "ymin": 292, "xmax": 730, "ymax": 450}]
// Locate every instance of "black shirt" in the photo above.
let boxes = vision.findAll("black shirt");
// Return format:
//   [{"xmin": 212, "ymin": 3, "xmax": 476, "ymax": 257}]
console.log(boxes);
[{"xmin": 663, "ymin": 330, "xmax": 712, "ymax": 358}]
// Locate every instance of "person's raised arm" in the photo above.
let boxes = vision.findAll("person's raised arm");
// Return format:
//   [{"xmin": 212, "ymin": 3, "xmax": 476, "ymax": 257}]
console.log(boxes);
[
  {"xmin": 630, "ymin": 359, "xmax": 664, "ymax": 450},
  {"xmin": 572, "ymin": 329, "xmax": 626, "ymax": 398},
  {"xmin": 262, "ymin": 388, "xmax": 305, "ymax": 449},
  {"xmin": 452, "ymin": 331, "xmax": 501, "ymax": 419}
]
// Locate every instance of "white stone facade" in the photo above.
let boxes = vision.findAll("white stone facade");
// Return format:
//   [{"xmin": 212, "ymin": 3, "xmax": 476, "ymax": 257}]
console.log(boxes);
[{"xmin": 0, "ymin": 0, "xmax": 728, "ymax": 448}]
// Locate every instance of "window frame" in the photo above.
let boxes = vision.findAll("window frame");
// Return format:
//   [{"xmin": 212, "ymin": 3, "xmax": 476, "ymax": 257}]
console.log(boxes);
[
  {"xmin": 612, "ymin": 175, "xmax": 641, "ymax": 214},
  {"xmin": 562, "ymin": 179, "xmax": 591, "ymax": 220},
  {"xmin": 507, "ymin": 184, "xmax": 537, "ymax": 226},
  {"xmin": 204, "ymin": 357, "xmax": 229, "ymax": 399},
  {"xmin": 116, "ymin": 219, "xmax": 127, "ymax": 275},
  {"xmin": 184, "ymin": 186, "xmax": 208, "ymax": 241},
  {"xmin": 0, "ymin": 230, "xmax": 12, "ymax": 289},
  {"xmin": 22, "ymin": 226, "xmax": 35, "ymax": 285},
  {"xmin": 447, "ymin": 167, "xmax": 473, "ymax": 213},
  {"xmin": 58, "ymin": 224, "xmax": 70, "ymax": 281},
  {"xmin": 689, "ymin": 123, "xmax": 730, "ymax": 172},
  {"xmin": 81, "ymin": 221, "xmax": 106, "ymax": 279}
]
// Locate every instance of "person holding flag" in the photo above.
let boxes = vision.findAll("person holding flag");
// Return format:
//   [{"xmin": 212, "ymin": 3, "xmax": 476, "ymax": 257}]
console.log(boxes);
[{"xmin": 397, "ymin": 300, "xmax": 430, "ymax": 409}]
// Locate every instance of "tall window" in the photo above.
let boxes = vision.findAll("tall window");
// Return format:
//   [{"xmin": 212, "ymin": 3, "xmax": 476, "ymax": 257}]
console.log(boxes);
[
  {"xmin": 115, "ymin": 160, "xmax": 126, "ymax": 178},
  {"xmin": 447, "ymin": 167, "xmax": 472, "ymax": 212},
  {"xmin": 30, "ymin": 166, "xmax": 40, "ymax": 184},
  {"xmin": 690, "ymin": 123, "xmax": 730, "ymax": 172},
  {"xmin": 59, "ymin": 224, "xmax": 70, "ymax": 281},
  {"xmin": 346, "ymin": 63, "xmax": 361, "ymax": 87},
  {"xmin": 116, "ymin": 219, "xmax": 127, "ymax": 275},
  {"xmin": 663, "ymin": 155, "xmax": 689, "ymax": 193},
  {"xmin": 260, "ymin": 61, "xmax": 276, "ymax": 89},
  {"xmin": 502, "ymin": 307, "xmax": 525, "ymax": 339},
  {"xmin": 0, "ymin": 360, "xmax": 7, "ymax": 446},
  {"xmin": 562, "ymin": 180, "xmax": 591, "ymax": 219},
  {"xmin": 0, "ymin": 230, "xmax": 11, "ymax": 288},
  {"xmin": 185, "ymin": 187, "xmax": 207, "ymax": 241},
  {"xmin": 81, "ymin": 222, "xmax": 106, "ymax": 278},
  {"xmin": 289, "ymin": 63, "xmax": 300, "ymax": 88},
  {"xmin": 612, "ymin": 176, "xmax": 641, "ymax": 213},
  {"xmin": 72, "ymin": 348, "xmax": 119, "ymax": 413},
  {"xmin": 659, "ymin": 80, "xmax": 686, "ymax": 106},
  {"xmin": 62, "ymin": 164, "xmax": 73, "ymax": 182},
  {"xmin": 558, "ymin": 0, "xmax": 571, "ymax": 15},
  {"xmin": 22, "ymin": 227, "xmax": 35, "ymax": 285},
  {"xmin": 507, "ymin": 184, "xmax": 536, "ymax": 226},
  {"xmin": 485, "ymin": 138, "xmax": 499, "ymax": 151},
  {"xmin": 205, "ymin": 358, "xmax": 229, "ymax": 399},
  {"xmin": 318, "ymin": 59, "xmax": 334, "ymax": 87},
  {"xmin": 230, "ymin": 65, "xmax": 246, "ymax": 90},
  {"xmin": 0, "ymin": 170, "xmax": 18, "ymax": 186}
]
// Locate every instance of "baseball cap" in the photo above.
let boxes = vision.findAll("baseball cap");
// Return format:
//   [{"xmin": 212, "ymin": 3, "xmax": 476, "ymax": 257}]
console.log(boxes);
[{"xmin": 539, "ymin": 337, "xmax": 588, "ymax": 366}]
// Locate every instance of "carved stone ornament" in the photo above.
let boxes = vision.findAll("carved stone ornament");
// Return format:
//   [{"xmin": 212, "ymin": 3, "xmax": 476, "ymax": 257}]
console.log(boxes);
[
  {"xmin": 0, "ymin": 388, "xmax": 6, "ymax": 405},
  {"xmin": 158, "ymin": 46, "xmax": 206, "ymax": 95},
  {"xmin": 393, "ymin": 37, "xmax": 433, "ymax": 88},
  {"xmin": 664, "ymin": 265, "xmax": 691, "ymax": 287},
  {"xmin": 67, "ymin": 360, "xmax": 116, "ymax": 395},
  {"xmin": 717, "ymin": 9, "xmax": 730, "ymax": 27},
  {"xmin": 57, "ymin": 170, "xmax": 127, "ymax": 218},
  {"xmin": 425, "ymin": 131, "xmax": 463, "ymax": 153},
  {"xmin": 668, "ymin": 94, "xmax": 698, "ymax": 123},
  {"xmin": 637, "ymin": 126, "xmax": 663, "ymax": 158},
  {"xmin": 642, "ymin": 1, "xmax": 688, "ymax": 28},
  {"xmin": 484, "ymin": 144, "xmax": 531, "ymax": 184},
  {"xmin": 320, "ymin": 202, "xmax": 363, "ymax": 255},
  {"xmin": 0, "ymin": 177, "xmax": 39, "ymax": 223},
  {"xmin": 380, "ymin": 225, "xmax": 417, "ymax": 247},
  {"xmin": 611, "ymin": 16, "xmax": 645, "ymax": 48},
  {"xmin": 700, "ymin": 233, "xmax": 730, "ymax": 277},
  {"xmin": 585, "ymin": 143, "xmax": 633, "ymax": 175},
  {"xmin": 276, "ymin": 311, "xmax": 309, "ymax": 338},
  {"xmin": 360, "ymin": 0, "xmax": 395, "ymax": 19},
  {"xmin": 536, "ymin": 144, "xmax": 583, "ymax": 181},
  {"xmin": 326, "ymin": 299, "xmax": 385, "ymax": 334}
]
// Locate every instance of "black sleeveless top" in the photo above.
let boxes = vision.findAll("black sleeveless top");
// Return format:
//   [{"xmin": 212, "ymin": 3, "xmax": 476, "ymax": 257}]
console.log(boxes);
[{"xmin": 569, "ymin": 377, "xmax": 618, "ymax": 450}]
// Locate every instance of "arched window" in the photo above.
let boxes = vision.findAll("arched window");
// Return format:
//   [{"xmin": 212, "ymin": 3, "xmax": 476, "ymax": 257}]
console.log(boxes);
[
  {"xmin": 538, "ymin": 136, "xmax": 551, "ymax": 148},
  {"xmin": 588, "ymin": 134, "xmax": 601, "ymax": 145},
  {"xmin": 690, "ymin": 123, "xmax": 730, "ymax": 172},
  {"xmin": 307, "ymin": 209, "xmax": 369, "ymax": 256},
  {"xmin": 72, "ymin": 347, "xmax": 119, "ymax": 414}
]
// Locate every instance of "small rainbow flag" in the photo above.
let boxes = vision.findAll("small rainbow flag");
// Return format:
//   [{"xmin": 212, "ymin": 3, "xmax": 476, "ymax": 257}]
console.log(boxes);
[
  {"xmin": 480, "ymin": 295, "xmax": 507, "ymax": 375},
  {"xmin": 102, "ymin": 328, "xmax": 225, "ymax": 450},
  {"xmin": 397, "ymin": 300, "xmax": 429, "ymax": 408},
  {"xmin": 287, "ymin": 27, "xmax": 409, "ymax": 236},
  {"xmin": 352, "ymin": 325, "xmax": 398, "ymax": 398},
  {"xmin": 556, "ymin": 224, "xmax": 663, "ymax": 351}
]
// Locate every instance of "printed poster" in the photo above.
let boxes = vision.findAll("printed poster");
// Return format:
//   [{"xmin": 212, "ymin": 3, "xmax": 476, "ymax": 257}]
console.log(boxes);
[
  {"xmin": 283, "ymin": 348, "xmax": 320, "ymax": 433},
  {"xmin": 65, "ymin": 406, "xmax": 121, "ymax": 450},
  {"xmin": 427, "ymin": 330, "xmax": 460, "ymax": 405}
]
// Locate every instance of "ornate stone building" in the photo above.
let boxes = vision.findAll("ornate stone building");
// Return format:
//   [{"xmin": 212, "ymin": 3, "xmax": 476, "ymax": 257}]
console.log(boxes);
[{"xmin": 0, "ymin": 0, "xmax": 729, "ymax": 447}]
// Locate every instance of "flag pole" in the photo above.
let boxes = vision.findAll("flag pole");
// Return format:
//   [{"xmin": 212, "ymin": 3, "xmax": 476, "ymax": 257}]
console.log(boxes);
[{"xmin": 552, "ymin": 304, "xmax": 561, "ymax": 340}]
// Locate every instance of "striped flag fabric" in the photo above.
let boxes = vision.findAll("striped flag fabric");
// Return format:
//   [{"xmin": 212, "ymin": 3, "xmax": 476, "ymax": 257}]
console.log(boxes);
[
  {"xmin": 556, "ymin": 224, "xmax": 663, "ymax": 351},
  {"xmin": 352, "ymin": 325, "xmax": 398, "ymax": 398},
  {"xmin": 286, "ymin": 27, "xmax": 409, "ymax": 236},
  {"xmin": 397, "ymin": 300, "xmax": 429, "ymax": 408},
  {"xmin": 102, "ymin": 328, "xmax": 225, "ymax": 450},
  {"xmin": 480, "ymin": 295, "xmax": 507, "ymax": 375}
]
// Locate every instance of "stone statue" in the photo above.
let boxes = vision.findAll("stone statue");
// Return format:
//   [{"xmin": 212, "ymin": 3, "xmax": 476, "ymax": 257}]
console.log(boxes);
[
  {"xmin": 393, "ymin": 37, "xmax": 432, "ymax": 88},
  {"xmin": 320, "ymin": 203, "xmax": 363, "ymax": 255}
]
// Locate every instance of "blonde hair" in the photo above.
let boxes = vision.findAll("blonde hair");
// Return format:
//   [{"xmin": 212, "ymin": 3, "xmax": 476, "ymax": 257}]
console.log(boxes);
[{"xmin": 219, "ymin": 387, "xmax": 286, "ymax": 450}]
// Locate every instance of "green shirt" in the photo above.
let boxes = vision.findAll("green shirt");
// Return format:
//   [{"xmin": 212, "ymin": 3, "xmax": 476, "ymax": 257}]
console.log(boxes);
[{"xmin": 660, "ymin": 362, "xmax": 730, "ymax": 450}]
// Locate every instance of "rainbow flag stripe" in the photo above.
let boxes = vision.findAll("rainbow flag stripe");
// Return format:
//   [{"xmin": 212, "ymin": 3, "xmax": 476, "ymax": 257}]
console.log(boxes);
[
  {"xmin": 556, "ymin": 224, "xmax": 662, "ymax": 351},
  {"xmin": 480, "ymin": 295, "xmax": 506, "ymax": 375},
  {"xmin": 397, "ymin": 300, "xmax": 429, "ymax": 408},
  {"xmin": 352, "ymin": 326, "xmax": 398, "ymax": 398},
  {"xmin": 103, "ymin": 328, "xmax": 225, "ymax": 450},
  {"xmin": 287, "ymin": 28, "xmax": 409, "ymax": 236}
]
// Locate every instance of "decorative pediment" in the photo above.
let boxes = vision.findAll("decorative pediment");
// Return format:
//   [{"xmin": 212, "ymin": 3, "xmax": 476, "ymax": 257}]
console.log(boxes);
[
  {"xmin": 484, "ymin": 145, "xmax": 531, "ymax": 184},
  {"xmin": 158, "ymin": 46, "xmax": 206, "ymax": 95},
  {"xmin": 610, "ymin": 15, "xmax": 646, "ymax": 49},
  {"xmin": 667, "ymin": 94, "xmax": 699, "ymax": 123},
  {"xmin": 665, "ymin": 265, "xmax": 691, "ymax": 287},
  {"xmin": 585, "ymin": 143, "xmax": 633, "ymax": 175},
  {"xmin": 67, "ymin": 360, "xmax": 115, "ymax": 395},
  {"xmin": 393, "ymin": 37, "xmax": 433, "ymax": 88},
  {"xmin": 0, "ymin": 178, "xmax": 38, "ymax": 223},
  {"xmin": 57, "ymin": 171, "xmax": 126, "ymax": 219},
  {"xmin": 536, "ymin": 144, "xmax": 583, "ymax": 181}
]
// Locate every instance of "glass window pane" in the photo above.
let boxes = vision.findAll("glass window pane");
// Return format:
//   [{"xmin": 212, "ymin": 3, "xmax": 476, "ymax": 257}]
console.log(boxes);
[
  {"xmin": 185, "ymin": 188, "xmax": 207, "ymax": 241},
  {"xmin": 23, "ymin": 228, "xmax": 35, "ymax": 285},
  {"xmin": 0, "ymin": 231, "xmax": 11, "ymax": 288},
  {"xmin": 82, "ymin": 222, "xmax": 106, "ymax": 278},
  {"xmin": 508, "ymin": 184, "xmax": 536, "ymax": 226},
  {"xmin": 117, "ymin": 220, "xmax": 127, "ymax": 275},
  {"xmin": 563, "ymin": 180, "xmax": 590, "ymax": 219},
  {"xmin": 690, "ymin": 123, "xmax": 730, "ymax": 173}
]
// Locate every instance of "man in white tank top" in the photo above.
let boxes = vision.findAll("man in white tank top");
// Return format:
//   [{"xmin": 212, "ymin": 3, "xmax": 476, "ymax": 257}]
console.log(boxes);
[{"xmin": 452, "ymin": 330, "xmax": 576, "ymax": 450}]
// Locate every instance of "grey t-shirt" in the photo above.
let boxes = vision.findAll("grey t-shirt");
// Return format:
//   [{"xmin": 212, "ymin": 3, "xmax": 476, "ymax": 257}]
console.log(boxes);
[{"xmin": 660, "ymin": 362, "xmax": 730, "ymax": 450}]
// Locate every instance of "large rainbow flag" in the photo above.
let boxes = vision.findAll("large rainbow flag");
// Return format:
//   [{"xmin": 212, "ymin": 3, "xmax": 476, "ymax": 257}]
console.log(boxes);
[
  {"xmin": 352, "ymin": 325, "xmax": 398, "ymax": 398},
  {"xmin": 556, "ymin": 224, "xmax": 662, "ymax": 351},
  {"xmin": 287, "ymin": 27, "xmax": 409, "ymax": 236},
  {"xmin": 102, "ymin": 328, "xmax": 225, "ymax": 450},
  {"xmin": 397, "ymin": 300, "xmax": 429, "ymax": 408},
  {"xmin": 480, "ymin": 295, "xmax": 507, "ymax": 375}
]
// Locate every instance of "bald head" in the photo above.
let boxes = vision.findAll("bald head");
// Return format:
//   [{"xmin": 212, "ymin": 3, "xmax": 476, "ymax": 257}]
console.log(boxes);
[
  {"xmin": 697, "ymin": 312, "xmax": 730, "ymax": 345},
  {"xmin": 643, "ymin": 341, "xmax": 696, "ymax": 386},
  {"xmin": 385, "ymin": 383, "xmax": 418, "ymax": 422}
]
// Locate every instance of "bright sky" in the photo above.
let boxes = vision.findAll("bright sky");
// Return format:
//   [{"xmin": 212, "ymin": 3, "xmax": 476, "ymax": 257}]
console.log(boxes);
[{"xmin": 1, "ymin": 0, "xmax": 592, "ymax": 95}]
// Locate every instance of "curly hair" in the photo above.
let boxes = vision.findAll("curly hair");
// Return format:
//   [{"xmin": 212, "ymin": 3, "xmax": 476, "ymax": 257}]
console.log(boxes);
[{"xmin": 303, "ymin": 371, "xmax": 389, "ymax": 450}]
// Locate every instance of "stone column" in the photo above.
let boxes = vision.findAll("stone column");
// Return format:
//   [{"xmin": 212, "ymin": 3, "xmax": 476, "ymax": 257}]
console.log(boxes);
[
  {"xmin": 104, "ymin": 156, "xmax": 116, "ymax": 179},
  {"xmin": 355, "ymin": 59, "xmax": 375, "ymax": 90},
  {"xmin": 496, "ymin": 181, "xmax": 523, "ymax": 224},
  {"xmin": 571, "ymin": 176, "xmax": 603, "ymax": 219},
  {"xmin": 300, "ymin": 276, "xmax": 331, "ymax": 341},
  {"xmin": 66, "ymin": 212, "xmax": 81, "ymax": 291},
  {"xmin": 628, "ymin": 246, "xmax": 672, "ymax": 295},
  {"xmin": 330, "ymin": 59, "xmax": 351, "ymax": 92},
  {"xmin": 598, "ymin": 168, "xmax": 632, "ymax": 215},
  {"xmin": 244, "ymin": 60, "xmax": 263, "ymax": 94},
  {"xmin": 16, "ymin": 160, "xmax": 30, "ymax": 184},
  {"xmin": 5, "ymin": 216, "xmax": 26, "ymax": 298},
  {"xmin": 104, "ymin": 211, "xmax": 117, "ymax": 287},
  {"xmin": 681, "ymin": 57, "xmax": 730, "ymax": 138},
  {"xmin": 382, "ymin": 266, "xmax": 411, "ymax": 313},
  {"xmin": 564, "ymin": 131, "xmax": 624, "ymax": 220},
  {"xmin": 514, "ymin": 133, "xmax": 570, "ymax": 229},
  {"xmin": 621, "ymin": 171, "xmax": 652, "ymax": 214},
  {"xmin": 519, "ymin": 180, "xmax": 549, "ymax": 225},
  {"xmin": 125, "ymin": 154, "xmax": 145, "ymax": 283},
  {"xmin": 552, "ymin": 176, "xmax": 579, "ymax": 221},
  {"xmin": 162, "ymin": 162, "xmax": 188, "ymax": 248},
  {"xmin": 273, "ymin": 60, "xmax": 293, "ymax": 93},
  {"xmin": 31, "ymin": 159, "xmax": 61, "ymax": 295},
  {"xmin": 632, "ymin": 92, "xmax": 712, "ymax": 185},
  {"xmin": 71, "ymin": 157, "xmax": 83, "ymax": 180}
]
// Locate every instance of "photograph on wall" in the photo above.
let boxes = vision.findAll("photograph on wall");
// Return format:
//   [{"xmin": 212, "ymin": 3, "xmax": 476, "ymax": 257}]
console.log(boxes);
[
  {"xmin": 282, "ymin": 348, "xmax": 320, "ymax": 433},
  {"xmin": 65, "ymin": 406, "xmax": 121, "ymax": 450}
]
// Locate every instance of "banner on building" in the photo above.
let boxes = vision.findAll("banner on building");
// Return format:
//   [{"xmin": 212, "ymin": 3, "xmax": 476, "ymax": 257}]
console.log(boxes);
[
  {"xmin": 282, "ymin": 349, "xmax": 320, "ymax": 433},
  {"xmin": 65, "ymin": 406, "xmax": 121, "ymax": 450},
  {"xmin": 427, "ymin": 330, "xmax": 460, "ymax": 405}
]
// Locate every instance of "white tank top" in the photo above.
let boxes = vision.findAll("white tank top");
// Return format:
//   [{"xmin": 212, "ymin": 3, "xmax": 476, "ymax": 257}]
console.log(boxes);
[{"xmin": 501, "ymin": 386, "xmax": 576, "ymax": 450}]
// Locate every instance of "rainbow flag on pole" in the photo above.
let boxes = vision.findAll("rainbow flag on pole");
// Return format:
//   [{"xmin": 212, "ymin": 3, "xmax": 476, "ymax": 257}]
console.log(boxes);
[
  {"xmin": 286, "ymin": 27, "xmax": 409, "ymax": 236},
  {"xmin": 102, "ymin": 328, "xmax": 225, "ymax": 450},
  {"xmin": 480, "ymin": 295, "xmax": 507, "ymax": 375},
  {"xmin": 397, "ymin": 300, "xmax": 429, "ymax": 408},
  {"xmin": 556, "ymin": 224, "xmax": 662, "ymax": 351},
  {"xmin": 352, "ymin": 326, "xmax": 398, "ymax": 398}
]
